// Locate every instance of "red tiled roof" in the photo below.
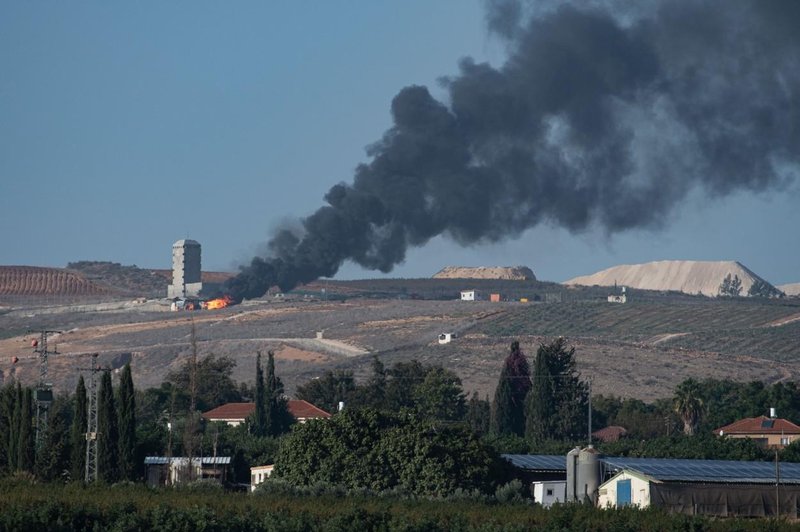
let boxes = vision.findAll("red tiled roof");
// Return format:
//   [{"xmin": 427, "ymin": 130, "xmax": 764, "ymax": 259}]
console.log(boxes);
[
  {"xmin": 202, "ymin": 400, "xmax": 331, "ymax": 421},
  {"xmin": 592, "ymin": 425, "xmax": 628, "ymax": 442},
  {"xmin": 288, "ymin": 399, "xmax": 331, "ymax": 419},
  {"xmin": 714, "ymin": 416, "xmax": 800, "ymax": 435}
]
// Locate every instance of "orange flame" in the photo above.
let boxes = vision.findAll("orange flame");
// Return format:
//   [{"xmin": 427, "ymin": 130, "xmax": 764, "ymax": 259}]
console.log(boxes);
[{"xmin": 204, "ymin": 295, "xmax": 233, "ymax": 310}]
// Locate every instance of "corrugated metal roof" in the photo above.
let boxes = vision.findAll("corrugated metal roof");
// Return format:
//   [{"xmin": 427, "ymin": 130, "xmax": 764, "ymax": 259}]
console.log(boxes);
[
  {"xmin": 502, "ymin": 454, "xmax": 566, "ymax": 471},
  {"xmin": 144, "ymin": 456, "xmax": 231, "ymax": 465},
  {"xmin": 502, "ymin": 454, "xmax": 800, "ymax": 484}
]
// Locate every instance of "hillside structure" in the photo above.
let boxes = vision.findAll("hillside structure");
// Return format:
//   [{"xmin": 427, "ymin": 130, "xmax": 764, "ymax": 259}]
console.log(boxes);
[{"xmin": 167, "ymin": 239, "xmax": 202, "ymax": 299}]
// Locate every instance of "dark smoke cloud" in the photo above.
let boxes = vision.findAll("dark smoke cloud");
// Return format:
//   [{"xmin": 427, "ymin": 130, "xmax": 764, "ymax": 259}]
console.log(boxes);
[{"xmin": 225, "ymin": 0, "xmax": 800, "ymax": 301}]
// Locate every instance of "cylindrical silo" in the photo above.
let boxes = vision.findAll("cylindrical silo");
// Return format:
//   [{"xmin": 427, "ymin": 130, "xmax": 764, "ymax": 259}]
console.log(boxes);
[
  {"xmin": 577, "ymin": 446, "xmax": 601, "ymax": 504},
  {"xmin": 566, "ymin": 446, "xmax": 581, "ymax": 502}
]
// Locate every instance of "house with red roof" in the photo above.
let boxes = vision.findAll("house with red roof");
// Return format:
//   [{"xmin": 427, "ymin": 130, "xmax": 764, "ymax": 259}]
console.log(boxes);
[
  {"xmin": 202, "ymin": 399, "xmax": 331, "ymax": 427},
  {"xmin": 714, "ymin": 415, "xmax": 800, "ymax": 449}
]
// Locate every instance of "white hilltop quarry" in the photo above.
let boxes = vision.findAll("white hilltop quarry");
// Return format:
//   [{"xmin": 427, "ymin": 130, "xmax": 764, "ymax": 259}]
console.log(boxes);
[
  {"xmin": 563, "ymin": 260, "xmax": 780, "ymax": 297},
  {"xmin": 432, "ymin": 265, "xmax": 536, "ymax": 280},
  {"xmin": 778, "ymin": 283, "xmax": 800, "ymax": 296}
]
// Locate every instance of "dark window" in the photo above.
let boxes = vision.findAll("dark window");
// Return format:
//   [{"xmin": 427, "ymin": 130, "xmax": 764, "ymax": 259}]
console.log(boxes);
[{"xmin": 546, "ymin": 489, "xmax": 554, "ymax": 496}]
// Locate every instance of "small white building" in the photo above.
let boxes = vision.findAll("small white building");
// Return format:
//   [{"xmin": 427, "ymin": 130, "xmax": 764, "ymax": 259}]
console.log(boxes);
[
  {"xmin": 250, "ymin": 464, "xmax": 274, "ymax": 492},
  {"xmin": 607, "ymin": 294, "xmax": 627, "ymax": 303},
  {"xmin": 597, "ymin": 470, "xmax": 651, "ymax": 509},
  {"xmin": 461, "ymin": 290, "xmax": 481, "ymax": 301},
  {"xmin": 438, "ymin": 333, "xmax": 454, "ymax": 344},
  {"xmin": 532, "ymin": 480, "xmax": 566, "ymax": 507}
]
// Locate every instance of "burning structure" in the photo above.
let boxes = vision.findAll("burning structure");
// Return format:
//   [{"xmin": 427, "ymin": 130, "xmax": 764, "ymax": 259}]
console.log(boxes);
[
  {"xmin": 223, "ymin": 0, "xmax": 800, "ymax": 303},
  {"xmin": 167, "ymin": 239, "xmax": 203, "ymax": 299}
]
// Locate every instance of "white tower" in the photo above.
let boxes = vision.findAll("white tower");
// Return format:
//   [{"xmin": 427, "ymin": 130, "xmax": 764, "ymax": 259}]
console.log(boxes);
[{"xmin": 167, "ymin": 239, "xmax": 203, "ymax": 299}]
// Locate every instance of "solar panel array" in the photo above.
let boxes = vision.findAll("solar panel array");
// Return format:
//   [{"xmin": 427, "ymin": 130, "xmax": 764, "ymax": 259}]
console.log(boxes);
[
  {"xmin": 502, "ymin": 454, "xmax": 800, "ymax": 484},
  {"xmin": 603, "ymin": 457, "xmax": 800, "ymax": 484},
  {"xmin": 502, "ymin": 454, "xmax": 566, "ymax": 471}
]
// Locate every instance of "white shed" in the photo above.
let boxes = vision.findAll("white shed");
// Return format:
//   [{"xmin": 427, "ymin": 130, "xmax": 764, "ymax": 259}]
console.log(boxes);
[
  {"xmin": 532, "ymin": 480, "xmax": 566, "ymax": 507},
  {"xmin": 250, "ymin": 464, "xmax": 274, "ymax": 492},
  {"xmin": 438, "ymin": 333, "xmax": 454, "ymax": 344},
  {"xmin": 597, "ymin": 470, "xmax": 653, "ymax": 509},
  {"xmin": 461, "ymin": 290, "xmax": 480, "ymax": 301}
]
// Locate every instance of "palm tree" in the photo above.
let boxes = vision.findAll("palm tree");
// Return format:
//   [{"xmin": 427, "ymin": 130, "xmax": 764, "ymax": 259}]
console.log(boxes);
[{"xmin": 673, "ymin": 379, "xmax": 704, "ymax": 436}]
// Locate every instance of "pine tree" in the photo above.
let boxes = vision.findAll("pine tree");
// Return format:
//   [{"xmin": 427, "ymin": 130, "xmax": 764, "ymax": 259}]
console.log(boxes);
[
  {"xmin": 491, "ymin": 341, "xmax": 531, "ymax": 436},
  {"xmin": 251, "ymin": 351, "xmax": 268, "ymax": 436},
  {"xmin": 17, "ymin": 387, "xmax": 34, "ymax": 472},
  {"xmin": 70, "ymin": 376, "xmax": 87, "ymax": 481},
  {"xmin": 97, "ymin": 371, "xmax": 119, "ymax": 483},
  {"xmin": 117, "ymin": 364, "xmax": 136, "ymax": 481}
]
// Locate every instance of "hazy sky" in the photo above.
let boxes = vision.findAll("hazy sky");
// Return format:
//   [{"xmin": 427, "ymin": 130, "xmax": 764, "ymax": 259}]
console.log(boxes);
[{"xmin": 2, "ymin": 1, "xmax": 798, "ymax": 285}]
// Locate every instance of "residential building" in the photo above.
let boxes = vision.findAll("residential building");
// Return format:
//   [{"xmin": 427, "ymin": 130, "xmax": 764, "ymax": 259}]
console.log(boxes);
[
  {"xmin": 250, "ymin": 464, "xmax": 274, "ymax": 492},
  {"xmin": 202, "ymin": 399, "xmax": 331, "ymax": 427},
  {"xmin": 714, "ymin": 415, "xmax": 800, "ymax": 448},
  {"xmin": 460, "ymin": 290, "xmax": 480, "ymax": 301}
]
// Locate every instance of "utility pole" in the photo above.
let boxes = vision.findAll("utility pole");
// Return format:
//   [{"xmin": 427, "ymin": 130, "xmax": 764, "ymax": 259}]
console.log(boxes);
[
  {"xmin": 587, "ymin": 377, "xmax": 593, "ymax": 446},
  {"xmin": 27, "ymin": 329, "xmax": 61, "ymax": 450},
  {"xmin": 77, "ymin": 353, "xmax": 110, "ymax": 483}
]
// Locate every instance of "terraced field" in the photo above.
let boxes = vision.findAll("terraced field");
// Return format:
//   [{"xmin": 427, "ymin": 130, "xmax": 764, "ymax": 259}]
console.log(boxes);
[
  {"xmin": 1, "ymin": 289, "xmax": 799, "ymax": 402},
  {"xmin": 0, "ymin": 266, "xmax": 112, "ymax": 296}
]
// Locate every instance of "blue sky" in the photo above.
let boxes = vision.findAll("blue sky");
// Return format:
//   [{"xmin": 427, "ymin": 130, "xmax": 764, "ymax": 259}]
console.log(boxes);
[{"xmin": 1, "ymin": 2, "xmax": 798, "ymax": 285}]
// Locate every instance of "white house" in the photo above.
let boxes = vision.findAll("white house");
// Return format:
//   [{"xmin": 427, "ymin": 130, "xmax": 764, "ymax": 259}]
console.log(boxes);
[
  {"xmin": 461, "ymin": 290, "xmax": 480, "ymax": 301},
  {"xmin": 438, "ymin": 333, "xmax": 454, "ymax": 344},
  {"xmin": 250, "ymin": 464, "xmax": 275, "ymax": 492},
  {"xmin": 532, "ymin": 480, "xmax": 566, "ymax": 507}
]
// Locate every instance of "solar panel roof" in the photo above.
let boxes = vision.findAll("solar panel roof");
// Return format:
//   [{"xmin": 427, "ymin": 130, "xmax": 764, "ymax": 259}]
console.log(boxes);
[
  {"xmin": 502, "ymin": 454, "xmax": 566, "ymax": 471},
  {"xmin": 502, "ymin": 454, "xmax": 800, "ymax": 484},
  {"xmin": 603, "ymin": 457, "xmax": 800, "ymax": 484}
]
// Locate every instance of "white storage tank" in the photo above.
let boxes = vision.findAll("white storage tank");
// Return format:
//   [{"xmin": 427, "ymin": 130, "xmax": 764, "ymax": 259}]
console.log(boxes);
[{"xmin": 577, "ymin": 446, "xmax": 602, "ymax": 504}]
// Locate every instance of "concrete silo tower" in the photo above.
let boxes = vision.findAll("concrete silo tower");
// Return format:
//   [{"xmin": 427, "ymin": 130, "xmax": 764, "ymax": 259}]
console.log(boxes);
[{"xmin": 167, "ymin": 239, "xmax": 203, "ymax": 299}]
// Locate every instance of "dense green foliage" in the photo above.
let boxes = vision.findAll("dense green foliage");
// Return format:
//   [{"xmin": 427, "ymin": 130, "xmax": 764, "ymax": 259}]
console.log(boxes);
[
  {"xmin": 0, "ymin": 479, "xmax": 792, "ymax": 531},
  {"xmin": 250, "ymin": 351, "xmax": 268, "ymax": 437},
  {"xmin": 273, "ymin": 408, "xmax": 505, "ymax": 497},
  {"xmin": 165, "ymin": 354, "xmax": 243, "ymax": 412}
]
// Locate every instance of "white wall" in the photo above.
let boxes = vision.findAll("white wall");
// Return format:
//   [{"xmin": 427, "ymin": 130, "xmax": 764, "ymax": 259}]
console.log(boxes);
[
  {"xmin": 597, "ymin": 471, "xmax": 651, "ymax": 509},
  {"xmin": 533, "ymin": 481, "xmax": 566, "ymax": 507}
]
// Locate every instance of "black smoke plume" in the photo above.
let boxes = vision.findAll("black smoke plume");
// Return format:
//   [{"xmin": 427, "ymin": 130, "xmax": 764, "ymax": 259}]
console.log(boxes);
[{"xmin": 226, "ymin": 0, "xmax": 800, "ymax": 302}]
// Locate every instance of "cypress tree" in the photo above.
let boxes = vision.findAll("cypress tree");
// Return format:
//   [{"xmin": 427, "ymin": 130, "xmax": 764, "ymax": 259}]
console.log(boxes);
[
  {"xmin": 265, "ymin": 351, "xmax": 291, "ymax": 436},
  {"xmin": 0, "ymin": 383, "xmax": 15, "ymax": 473},
  {"xmin": 17, "ymin": 387, "xmax": 34, "ymax": 472},
  {"xmin": 251, "ymin": 352, "xmax": 267, "ymax": 436},
  {"xmin": 525, "ymin": 338, "xmax": 587, "ymax": 443},
  {"xmin": 70, "ymin": 376, "xmax": 87, "ymax": 481},
  {"xmin": 467, "ymin": 392, "xmax": 491, "ymax": 436},
  {"xmin": 97, "ymin": 371, "xmax": 119, "ymax": 483},
  {"xmin": 9, "ymin": 383, "xmax": 22, "ymax": 470},
  {"xmin": 491, "ymin": 341, "xmax": 531, "ymax": 436},
  {"xmin": 117, "ymin": 364, "xmax": 136, "ymax": 481},
  {"xmin": 35, "ymin": 400, "xmax": 70, "ymax": 481},
  {"xmin": 526, "ymin": 342, "xmax": 555, "ymax": 444}
]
